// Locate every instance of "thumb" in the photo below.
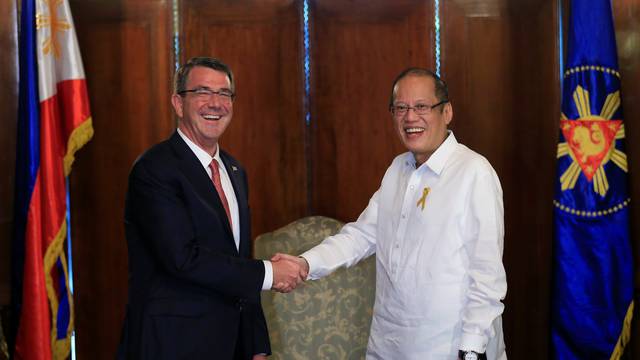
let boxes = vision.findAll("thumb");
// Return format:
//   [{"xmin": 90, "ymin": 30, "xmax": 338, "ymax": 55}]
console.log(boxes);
[{"xmin": 271, "ymin": 253, "xmax": 282, "ymax": 262}]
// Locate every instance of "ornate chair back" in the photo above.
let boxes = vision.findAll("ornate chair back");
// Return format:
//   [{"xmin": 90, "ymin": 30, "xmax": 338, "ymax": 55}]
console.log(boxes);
[{"xmin": 255, "ymin": 216, "xmax": 376, "ymax": 360}]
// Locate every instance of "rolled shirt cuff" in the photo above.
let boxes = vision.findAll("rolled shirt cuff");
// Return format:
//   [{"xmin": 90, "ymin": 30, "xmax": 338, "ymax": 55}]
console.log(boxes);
[
  {"xmin": 261, "ymin": 260, "xmax": 273, "ymax": 290},
  {"xmin": 460, "ymin": 332, "xmax": 487, "ymax": 354},
  {"xmin": 298, "ymin": 253, "xmax": 318, "ymax": 280}
]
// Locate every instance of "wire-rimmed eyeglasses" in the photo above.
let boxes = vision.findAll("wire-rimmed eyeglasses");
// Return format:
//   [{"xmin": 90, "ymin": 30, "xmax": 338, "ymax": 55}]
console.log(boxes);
[
  {"xmin": 389, "ymin": 100, "xmax": 448, "ymax": 117},
  {"xmin": 178, "ymin": 87, "xmax": 235, "ymax": 102}
]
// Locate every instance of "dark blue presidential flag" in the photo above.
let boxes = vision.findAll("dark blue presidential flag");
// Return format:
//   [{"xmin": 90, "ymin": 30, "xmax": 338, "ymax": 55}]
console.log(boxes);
[{"xmin": 552, "ymin": 0, "xmax": 634, "ymax": 359}]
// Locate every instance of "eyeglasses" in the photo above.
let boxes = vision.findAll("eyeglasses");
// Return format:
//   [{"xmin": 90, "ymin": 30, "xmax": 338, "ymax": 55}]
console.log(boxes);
[
  {"xmin": 178, "ymin": 87, "xmax": 235, "ymax": 102},
  {"xmin": 389, "ymin": 100, "xmax": 448, "ymax": 117}
]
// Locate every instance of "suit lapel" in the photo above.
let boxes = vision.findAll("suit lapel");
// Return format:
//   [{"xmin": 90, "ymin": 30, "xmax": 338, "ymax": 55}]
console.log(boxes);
[{"xmin": 168, "ymin": 133, "xmax": 236, "ymax": 244}]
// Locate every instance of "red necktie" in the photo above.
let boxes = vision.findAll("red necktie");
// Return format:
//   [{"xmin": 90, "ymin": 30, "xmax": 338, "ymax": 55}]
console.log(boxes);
[{"xmin": 209, "ymin": 159, "xmax": 232, "ymax": 227}]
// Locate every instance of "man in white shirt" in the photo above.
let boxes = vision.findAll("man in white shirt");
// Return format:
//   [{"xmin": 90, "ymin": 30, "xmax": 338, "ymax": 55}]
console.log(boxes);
[{"xmin": 273, "ymin": 68, "xmax": 507, "ymax": 360}]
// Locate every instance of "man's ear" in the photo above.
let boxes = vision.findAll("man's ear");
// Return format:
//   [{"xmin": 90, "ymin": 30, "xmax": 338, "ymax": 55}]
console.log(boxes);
[
  {"xmin": 171, "ymin": 93, "xmax": 184, "ymax": 118},
  {"xmin": 444, "ymin": 102, "xmax": 453, "ymax": 126}
]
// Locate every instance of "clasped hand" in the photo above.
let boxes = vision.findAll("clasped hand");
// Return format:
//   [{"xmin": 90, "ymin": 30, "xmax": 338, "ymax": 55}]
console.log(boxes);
[{"xmin": 270, "ymin": 253, "xmax": 309, "ymax": 293}]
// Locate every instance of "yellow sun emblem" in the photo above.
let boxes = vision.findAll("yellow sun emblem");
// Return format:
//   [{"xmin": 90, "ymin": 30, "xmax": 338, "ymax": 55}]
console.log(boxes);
[
  {"xmin": 36, "ymin": 0, "xmax": 71, "ymax": 58},
  {"xmin": 557, "ymin": 85, "xmax": 627, "ymax": 197}
]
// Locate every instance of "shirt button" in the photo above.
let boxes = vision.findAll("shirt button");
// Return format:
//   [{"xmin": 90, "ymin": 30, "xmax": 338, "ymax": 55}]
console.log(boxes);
[
  {"xmin": 395, "ymin": 244, "xmax": 400, "ymax": 248},
  {"xmin": 409, "ymin": 185, "xmax": 414, "ymax": 190},
  {"xmin": 401, "ymin": 214, "xmax": 406, "ymax": 219}
]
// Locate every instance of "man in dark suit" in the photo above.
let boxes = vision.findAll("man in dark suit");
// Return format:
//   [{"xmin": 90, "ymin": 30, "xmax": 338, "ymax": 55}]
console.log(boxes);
[{"xmin": 117, "ymin": 57, "xmax": 305, "ymax": 359}]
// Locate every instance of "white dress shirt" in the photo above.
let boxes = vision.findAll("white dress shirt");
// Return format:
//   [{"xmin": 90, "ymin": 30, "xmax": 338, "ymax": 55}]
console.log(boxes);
[
  {"xmin": 177, "ymin": 129, "xmax": 273, "ymax": 290},
  {"xmin": 302, "ymin": 132, "xmax": 507, "ymax": 359}
]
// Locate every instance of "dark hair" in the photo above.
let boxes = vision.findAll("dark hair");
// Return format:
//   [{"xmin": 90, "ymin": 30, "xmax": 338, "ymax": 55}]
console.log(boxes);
[
  {"xmin": 389, "ymin": 68, "xmax": 448, "ymax": 107},
  {"xmin": 174, "ymin": 57, "xmax": 235, "ymax": 93}
]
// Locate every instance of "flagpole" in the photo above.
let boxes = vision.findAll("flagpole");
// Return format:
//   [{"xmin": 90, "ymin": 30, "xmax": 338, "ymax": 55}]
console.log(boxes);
[
  {"xmin": 65, "ymin": 179, "xmax": 76, "ymax": 360},
  {"xmin": 557, "ymin": 0, "xmax": 563, "ymax": 94}
]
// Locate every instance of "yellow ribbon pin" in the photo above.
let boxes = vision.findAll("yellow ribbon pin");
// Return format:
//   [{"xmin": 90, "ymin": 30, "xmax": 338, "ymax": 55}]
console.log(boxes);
[{"xmin": 416, "ymin": 187, "xmax": 430, "ymax": 211}]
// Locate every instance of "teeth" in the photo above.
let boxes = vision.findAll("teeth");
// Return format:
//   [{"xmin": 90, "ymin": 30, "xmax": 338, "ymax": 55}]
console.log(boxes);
[
  {"xmin": 405, "ymin": 127, "xmax": 424, "ymax": 133},
  {"xmin": 203, "ymin": 115, "xmax": 221, "ymax": 120}
]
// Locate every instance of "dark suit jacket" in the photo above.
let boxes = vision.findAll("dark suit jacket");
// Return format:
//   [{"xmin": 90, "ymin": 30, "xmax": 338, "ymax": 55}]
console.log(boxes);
[{"xmin": 117, "ymin": 132, "xmax": 270, "ymax": 359}]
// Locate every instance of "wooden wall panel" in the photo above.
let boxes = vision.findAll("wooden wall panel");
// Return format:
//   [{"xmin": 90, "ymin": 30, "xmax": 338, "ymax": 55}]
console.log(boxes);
[
  {"xmin": 0, "ymin": 3, "xmax": 18, "ymax": 351},
  {"xmin": 0, "ymin": 0, "xmax": 18, "ymax": 308},
  {"xmin": 311, "ymin": 0, "xmax": 434, "ymax": 221},
  {"xmin": 181, "ymin": 0, "xmax": 307, "ymax": 238},
  {"xmin": 505, "ymin": 1, "xmax": 560, "ymax": 356},
  {"xmin": 442, "ymin": 1, "xmax": 516, "ymax": 175},
  {"xmin": 442, "ymin": 0, "xmax": 559, "ymax": 357},
  {"xmin": 68, "ymin": 0, "xmax": 174, "ymax": 357}
]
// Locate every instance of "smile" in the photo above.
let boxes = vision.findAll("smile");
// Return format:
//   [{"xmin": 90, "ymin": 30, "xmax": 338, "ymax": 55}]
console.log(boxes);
[
  {"xmin": 405, "ymin": 127, "xmax": 425, "ymax": 134},
  {"xmin": 202, "ymin": 114, "xmax": 222, "ymax": 120}
]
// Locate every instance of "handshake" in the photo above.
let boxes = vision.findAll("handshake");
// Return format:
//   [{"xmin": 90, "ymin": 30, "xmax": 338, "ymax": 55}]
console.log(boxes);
[{"xmin": 270, "ymin": 253, "xmax": 309, "ymax": 293}]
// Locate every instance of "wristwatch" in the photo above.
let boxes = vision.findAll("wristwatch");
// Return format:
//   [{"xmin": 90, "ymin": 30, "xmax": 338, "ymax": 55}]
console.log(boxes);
[{"xmin": 458, "ymin": 350, "xmax": 480, "ymax": 360}]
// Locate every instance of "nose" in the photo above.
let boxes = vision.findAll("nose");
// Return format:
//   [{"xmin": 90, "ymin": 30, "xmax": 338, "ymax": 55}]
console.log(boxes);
[
  {"xmin": 405, "ymin": 106, "xmax": 420, "ymax": 121},
  {"xmin": 206, "ymin": 93, "xmax": 224, "ymax": 108}
]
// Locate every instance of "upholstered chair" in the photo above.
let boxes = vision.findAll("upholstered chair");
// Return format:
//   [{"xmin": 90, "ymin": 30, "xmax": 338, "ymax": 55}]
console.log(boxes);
[{"xmin": 255, "ymin": 216, "xmax": 376, "ymax": 360}]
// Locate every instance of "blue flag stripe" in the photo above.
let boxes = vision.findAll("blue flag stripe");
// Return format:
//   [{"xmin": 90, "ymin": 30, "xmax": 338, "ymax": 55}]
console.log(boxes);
[{"xmin": 11, "ymin": 0, "xmax": 40, "ymax": 347}]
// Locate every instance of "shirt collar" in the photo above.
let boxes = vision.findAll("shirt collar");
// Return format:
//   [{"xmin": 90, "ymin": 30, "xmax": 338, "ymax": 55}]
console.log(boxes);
[
  {"xmin": 418, "ymin": 130, "xmax": 457, "ymax": 175},
  {"xmin": 177, "ymin": 128, "xmax": 222, "ymax": 169}
]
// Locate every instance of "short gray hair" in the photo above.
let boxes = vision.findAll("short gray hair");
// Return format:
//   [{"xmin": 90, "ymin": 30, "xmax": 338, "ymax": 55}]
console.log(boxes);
[{"xmin": 174, "ymin": 57, "xmax": 235, "ymax": 94}]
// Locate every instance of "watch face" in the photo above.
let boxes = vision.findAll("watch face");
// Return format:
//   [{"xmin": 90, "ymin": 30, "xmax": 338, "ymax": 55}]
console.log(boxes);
[{"xmin": 464, "ymin": 352, "xmax": 478, "ymax": 360}]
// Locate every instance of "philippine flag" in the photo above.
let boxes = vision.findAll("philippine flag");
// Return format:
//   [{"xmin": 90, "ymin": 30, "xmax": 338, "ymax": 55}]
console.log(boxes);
[{"xmin": 13, "ymin": 0, "xmax": 93, "ymax": 358}]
